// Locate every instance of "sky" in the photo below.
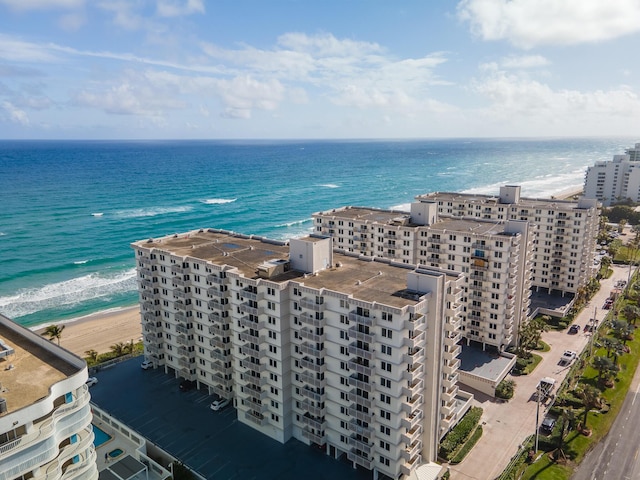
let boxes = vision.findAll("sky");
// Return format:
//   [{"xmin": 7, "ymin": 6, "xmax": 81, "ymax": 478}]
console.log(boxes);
[{"xmin": 0, "ymin": 0, "xmax": 639, "ymax": 140}]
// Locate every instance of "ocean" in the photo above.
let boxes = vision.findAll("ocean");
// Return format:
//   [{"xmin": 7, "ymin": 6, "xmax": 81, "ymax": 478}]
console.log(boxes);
[{"xmin": 0, "ymin": 137, "xmax": 634, "ymax": 329}]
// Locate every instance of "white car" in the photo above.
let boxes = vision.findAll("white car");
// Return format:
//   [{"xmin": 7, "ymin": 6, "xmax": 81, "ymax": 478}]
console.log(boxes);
[
  {"xmin": 560, "ymin": 350, "xmax": 577, "ymax": 366},
  {"xmin": 210, "ymin": 398, "xmax": 231, "ymax": 411},
  {"xmin": 86, "ymin": 377, "xmax": 98, "ymax": 387},
  {"xmin": 141, "ymin": 360, "xmax": 153, "ymax": 370}
]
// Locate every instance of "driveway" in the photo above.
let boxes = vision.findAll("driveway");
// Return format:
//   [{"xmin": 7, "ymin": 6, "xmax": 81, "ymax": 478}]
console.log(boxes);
[{"xmin": 449, "ymin": 265, "xmax": 632, "ymax": 480}]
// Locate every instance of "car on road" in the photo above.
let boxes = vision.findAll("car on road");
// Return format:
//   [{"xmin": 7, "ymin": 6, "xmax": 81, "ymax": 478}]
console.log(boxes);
[
  {"xmin": 210, "ymin": 398, "xmax": 231, "ymax": 411},
  {"xmin": 179, "ymin": 379, "xmax": 196, "ymax": 391},
  {"xmin": 559, "ymin": 350, "xmax": 577, "ymax": 366},
  {"xmin": 540, "ymin": 416, "xmax": 556, "ymax": 434},
  {"xmin": 141, "ymin": 359, "xmax": 153, "ymax": 370},
  {"xmin": 86, "ymin": 377, "xmax": 98, "ymax": 387},
  {"xmin": 568, "ymin": 324, "xmax": 580, "ymax": 334}
]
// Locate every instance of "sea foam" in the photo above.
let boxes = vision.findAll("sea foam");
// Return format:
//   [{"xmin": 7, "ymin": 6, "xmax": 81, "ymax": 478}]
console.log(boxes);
[{"xmin": 201, "ymin": 198, "xmax": 237, "ymax": 205}]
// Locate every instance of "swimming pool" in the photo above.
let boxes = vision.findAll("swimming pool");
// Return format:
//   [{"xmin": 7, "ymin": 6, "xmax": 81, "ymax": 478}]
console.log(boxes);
[
  {"xmin": 109, "ymin": 448, "xmax": 124, "ymax": 458},
  {"xmin": 92, "ymin": 424, "xmax": 112, "ymax": 447}
]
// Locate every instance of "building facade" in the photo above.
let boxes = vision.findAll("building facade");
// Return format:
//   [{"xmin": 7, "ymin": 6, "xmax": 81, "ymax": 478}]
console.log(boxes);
[
  {"xmin": 0, "ymin": 315, "xmax": 98, "ymax": 480},
  {"xmin": 416, "ymin": 186, "xmax": 599, "ymax": 296},
  {"xmin": 584, "ymin": 143, "xmax": 640, "ymax": 206},
  {"xmin": 132, "ymin": 230, "xmax": 472, "ymax": 479}
]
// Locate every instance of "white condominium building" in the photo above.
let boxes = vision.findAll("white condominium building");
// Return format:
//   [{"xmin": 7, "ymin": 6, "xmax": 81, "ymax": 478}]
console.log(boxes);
[
  {"xmin": 417, "ymin": 186, "xmax": 599, "ymax": 296},
  {"xmin": 312, "ymin": 202, "xmax": 533, "ymax": 351},
  {"xmin": 132, "ymin": 230, "xmax": 472, "ymax": 479},
  {"xmin": 584, "ymin": 143, "xmax": 640, "ymax": 206},
  {"xmin": 0, "ymin": 315, "xmax": 98, "ymax": 480}
]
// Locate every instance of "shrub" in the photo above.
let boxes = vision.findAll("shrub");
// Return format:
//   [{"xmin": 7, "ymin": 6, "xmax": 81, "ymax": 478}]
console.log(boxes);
[
  {"xmin": 496, "ymin": 379, "xmax": 515, "ymax": 399},
  {"xmin": 439, "ymin": 407, "xmax": 483, "ymax": 460}
]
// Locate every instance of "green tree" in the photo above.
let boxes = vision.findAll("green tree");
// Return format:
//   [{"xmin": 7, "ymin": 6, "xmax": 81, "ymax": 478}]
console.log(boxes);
[
  {"xmin": 517, "ymin": 316, "xmax": 549, "ymax": 356},
  {"xmin": 42, "ymin": 324, "xmax": 65, "ymax": 345},
  {"xmin": 592, "ymin": 355, "xmax": 615, "ymax": 381},
  {"xmin": 611, "ymin": 319, "xmax": 634, "ymax": 344},
  {"xmin": 110, "ymin": 342, "xmax": 126, "ymax": 356},
  {"xmin": 84, "ymin": 349, "xmax": 98, "ymax": 363},
  {"xmin": 575, "ymin": 384, "xmax": 602, "ymax": 429},
  {"xmin": 623, "ymin": 305, "xmax": 640, "ymax": 325},
  {"xmin": 618, "ymin": 218, "xmax": 628, "ymax": 234}
]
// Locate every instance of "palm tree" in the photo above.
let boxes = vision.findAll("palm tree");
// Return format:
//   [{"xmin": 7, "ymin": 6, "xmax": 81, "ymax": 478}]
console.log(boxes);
[
  {"xmin": 576, "ymin": 384, "xmax": 602, "ymax": 430},
  {"xmin": 84, "ymin": 349, "xmax": 98, "ymax": 362},
  {"xmin": 618, "ymin": 218, "xmax": 628, "ymax": 234},
  {"xmin": 592, "ymin": 356, "xmax": 615, "ymax": 382},
  {"xmin": 557, "ymin": 408, "xmax": 577, "ymax": 453},
  {"xmin": 42, "ymin": 324, "xmax": 65, "ymax": 345},
  {"xmin": 110, "ymin": 342, "xmax": 126, "ymax": 356},
  {"xmin": 623, "ymin": 305, "xmax": 640, "ymax": 325}
]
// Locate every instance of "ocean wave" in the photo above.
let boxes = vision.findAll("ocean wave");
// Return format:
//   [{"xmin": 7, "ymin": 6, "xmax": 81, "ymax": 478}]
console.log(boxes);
[
  {"xmin": 73, "ymin": 260, "xmax": 89, "ymax": 265},
  {"xmin": 0, "ymin": 268, "xmax": 137, "ymax": 319},
  {"xmin": 389, "ymin": 203, "xmax": 411, "ymax": 212},
  {"xmin": 274, "ymin": 218, "xmax": 313, "ymax": 228},
  {"xmin": 201, "ymin": 198, "xmax": 237, "ymax": 205},
  {"xmin": 317, "ymin": 184, "xmax": 340, "ymax": 188},
  {"xmin": 114, "ymin": 206, "xmax": 193, "ymax": 218}
]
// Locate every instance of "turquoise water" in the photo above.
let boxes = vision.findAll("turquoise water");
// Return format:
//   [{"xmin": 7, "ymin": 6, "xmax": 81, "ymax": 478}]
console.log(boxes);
[
  {"xmin": 92, "ymin": 424, "xmax": 112, "ymax": 447},
  {"xmin": 109, "ymin": 448, "xmax": 124, "ymax": 458},
  {"xmin": 0, "ymin": 138, "xmax": 634, "ymax": 328}
]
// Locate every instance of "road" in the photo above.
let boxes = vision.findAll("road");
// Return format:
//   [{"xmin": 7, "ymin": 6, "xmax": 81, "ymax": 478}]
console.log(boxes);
[
  {"xmin": 571, "ymin": 355, "xmax": 640, "ymax": 480},
  {"xmin": 450, "ymin": 265, "xmax": 631, "ymax": 480}
]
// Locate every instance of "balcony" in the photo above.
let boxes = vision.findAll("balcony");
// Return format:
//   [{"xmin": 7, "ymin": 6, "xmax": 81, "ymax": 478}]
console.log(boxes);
[
  {"xmin": 300, "ymin": 327, "xmax": 325, "ymax": 343},
  {"xmin": 401, "ymin": 410, "xmax": 423, "ymax": 430},
  {"xmin": 402, "ymin": 378, "xmax": 424, "ymax": 398},
  {"xmin": 347, "ymin": 404, "xmax": 373, "ymax": 424},
  {"xmin": 348, "ymin": 358, "xmax": 374, "ymax": 376},
  {"xmin": 347, "ymin": 326, "xmax": 374, "ymax": 343},
  {"xmin": 208, "ymin": 299, "xmax": 229, "ymax": 311},
  {"xmin": 239, "ymin": 316, "xmax": 265, "ymax": 330},
  {"xmin": 300, "ymin": 386, "xmax": 324, "ymax": 403},
  {"xmin": 299, "ymin": 356, "xmax": 326, "ymax": 373},
  {"xmin": 140, "ymin": 278, "xmax": 154, "ymax": 289},
  {"xmin": 299, "ymin": 342, "xmax": 323, "ymax": 357},
  {"xmin": 299, "ymin": 312, "xmax": 323, "ymax": 328},
  {"xmin": 242, "ymin": 382, "xmax": 262, "ymax": 397},
  {"xmin": 146, "ymin": 344, "xmax": 160, "ymax": 355},
  {"xmin": 238, "ymin": 331, "xmax": 262, "ymax": 344},
  {"xmin": 348, "ymin": 375, "xmax": 373, "ymax": 392},
  {"xmin": 176, "ymin": 323, "xmax": 193, "ymax": 335},
  {"xmin": 402, "ymin": 393, "xmax": 423, "ymax": 415},
  {"xmin": 144, "ymin": 323, "xmax": 158, "ymax": 334},
  {"xmin": 177, "ymin": 335, "xmax": 194, "ymax": 347},
  {"xmin": 143, "ymin": 312, "xmax": 158, "ymax": 323},
  {"xmin": 207, "ymin": 274, "xmax": 225, "ymax": 284},
  {"xmin": 348, "ymin": 436, "xmax": 373, "ymax": 454},
  {"xmin": 244, "ymin": 410, "xmax": 268, "ymax": 426},
  {"xmin": 347, "ymin": 389, "xmax": 372, "ymax": 408},
  {"xmin": 241, "ymin": 289, "xmax": 264, "ymax": 301},
  {"xmin": 171, "ymin": 264, "xmax": 186, "ymax": 275},
  {"xmin": 241, "ymin": 360, "xmax": 266, "ymax": 373},
  {"xmin": 299, "ymin": 297, "xmax": 325, "ymax": 312},
  {"xmin": 239, "ymin": 344, "xmax": 265, "ymax": 359},
  {"xmin": 141, "ymin": 291, "xmax": 156, "ymax": 301},
  {"xmin": 443, "ymin": 358, "xmax": 461, "ymax": 375},
  {"xmin": 348, "ymin": 343, "xmax": 374, "ymax": 361},
  {"xmin": 175, "ymin": 312, "xmax": 187, "ymax": 323},
  {"xmin": 300, "ymin": 413, "xmax": 325, "ymax": 432},
  {"xmin": 210, "ymin": 349, "xmax": 227, "ymax": 361},
  {"xmin": 401, "ymin": 454, "xmax": 422, "ymax": 476},
  {"xmin": 442, "ymin": 386, "xmax": 457, "ymax": 404},
  {"xmin": 207, "ymin": 287, "xmax": 222, "ymax": 297},
  {"xmin": 347, "ymin": 451, "xmax": 373, "ymax": 470},
  {"xmin": 348, "ymin": 418, "xmax": 373, "ymax": 436},
  {"xmin": 172, "ymin": 276, "xmax": 186, "ymax": 287},
  {"xmin": 139, "ymin": 256, "xmax": 153, "ymax": 266},
  {"xmin": 298, "ymin": 370, "xmax": 327, "ymax": 389},
  {"xmin": 401, "ymin": 424, "xmax": 422, "ymax": 445},
  {"xmin": 404, "ymin": 331, "xmax": 426, "ymax": 348},
  {"xmin": 300, "ymin": 399, "xmax": 326, "ymax": 417},
  {"xmin": 302, "ymin": 428, "xmax": 325, "ymax": 446},
  {"xmin": 178, "ymin": 358, "xmax": 192, "ymax": 369},
  {"xmin": 243, "ymin": 398, "xmax": 268, "ymax": 414},
  {"xmin": 402, "ymin": 440, "xmax": 421, "ymax": 461},
  {"xmin": 348, "ymin": 311, "xmax": 374, "ymax": 326},
  {"xmin": 404, "ymin": 314, "xmax": 426, "ymax": 331},
  {"xmin": 239, "ymin": 302, "xmax": 263, "ymax": 316},
  {"xmin": 208, "ymin": 324, "xmax": 228, "ymax": 336}
]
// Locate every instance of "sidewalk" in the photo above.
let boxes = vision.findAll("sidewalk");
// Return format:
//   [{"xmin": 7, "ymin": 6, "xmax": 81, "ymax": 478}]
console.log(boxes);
[{"xmin": 448, "ymin": 265, "xmax": 630, "ymax": 480}]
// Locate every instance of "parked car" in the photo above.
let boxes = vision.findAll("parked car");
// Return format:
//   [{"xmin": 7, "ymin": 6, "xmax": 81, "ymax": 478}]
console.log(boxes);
[
  {"xmin": 210, "ymin": 398, "xmax": 231, "ymax": 411},
  {"xmin": 568, "ymin": 324, "xmax": 580, "ymax": 334},
  {"xmin": 179, "ymin": 379, "xmax": 196, "ymax": 391},
  {"xmin": 86, "ymin": 377, "xmax": 98, "ymax": 387},
  {"xmin": 141, "ymin": 359, "xmax": 153, "ymax": 370},
  {"xmin": 540, "ymin": 416, "xmax": 556, "ymax": 433},
  {"xmin": 559, "ymin": 350, "xmax": 577, "ymax": 366}
]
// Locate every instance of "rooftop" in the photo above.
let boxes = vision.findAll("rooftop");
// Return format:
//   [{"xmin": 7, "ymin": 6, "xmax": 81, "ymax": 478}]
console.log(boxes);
[
  {"xmin": 417, "ymin": 191, "xmax": 588, "ymax": 210},
  {"xmin": 133, "ymin": 229, "xmax": 438, "ymax": 309},
  {"xmin": 313, "ymin": 206, "xmax": 411, "ymax": 225},
  {"xmin": 0, "ymin": 315, "xmax": 80, "ymax": 417}
]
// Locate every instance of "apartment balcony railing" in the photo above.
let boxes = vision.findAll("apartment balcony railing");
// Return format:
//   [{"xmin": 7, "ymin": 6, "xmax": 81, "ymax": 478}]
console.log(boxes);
[
  {"xmin": 302, "ymin": 428, "xmax": 325, "ymax": 446},
  {"xmin": 348, "ymin": 375, "xmax": 373, "ymax": 392},
  {"xmin": 240, "ymin": 360, "xmax": 266, "ymax": 373},
  {"xmin": 348, "ymin": 418, "xmax": 373, "ymax": 437},
  {"xmin": 404, "ymin": 314, "xmax": 426, "ymax": 331},
  {"xmin": 300, "ymin": 386, "xmax": 324, "ymax": 403},
  {"xmin": 300, "ymin": 327, "xmax": 325, "ymax": 343},
  {"xmin": 176, "ymin": 323, "xmax": 193, "ymax": 335},
  {"xmin": 348, "ymin": 312, "xmax": 374, "ymax": 326},
  {"xmin": 244, "ymin": 410, "xmax": 268, "ymax": 427},
  {"xmin": 239, "ymin": 302, "xmax": 263, "ymax": 316},
  {"xmin": 171, "ymin": 264, "xmax": 186, "ymax": 275},
  {"xmin": 401, "ymin": 424, "xmax": 422, "ymax": 446},
  {"xmin": 348, "ymin": 343, "xmax": 374, "ymax": 361},
  {"xmin": 348, "ymin": 358, "xmax": 374, "ymax": 377},
  {"xmin": 402, "ymin": 378, "xmax": 424, "ymax": 398},
  {"xmin": 347, "ymin": 404, "xmax": 373, "ymax": 424},
  {"xmin": 298, "ymin": 371, "xmax": 327, "ymax": 389},
  {"xmin": 299, "ymin": 297, "xmax": 325, "ymax": 312},
  {"xmin": 299, "ymin": 342, "xmax": 323, "ymax": 357},
  {"xmin": 348, "ymin": 326, "xmax": 374, "ymax": 344},
  {"xmin": 347, "ymin": 450, "xmax": 373, "ymax": 470},
  {"xmin": 299, "ymin": 356, "xmax": 326, "ymax": 373},
  {"xmin": 300, "ymin": 399, "xmax": 326, "ymax": 418},
  {"xmin": 241, "ymin": 289, "xmax": 264, "ymax": 302},
  {"xmin": 207, "ymin": 274, "xmax": 225, "ymax": 284},
  {"xmin": 299, "ymin": 313, "xmax": 323, "ymax": 328}
]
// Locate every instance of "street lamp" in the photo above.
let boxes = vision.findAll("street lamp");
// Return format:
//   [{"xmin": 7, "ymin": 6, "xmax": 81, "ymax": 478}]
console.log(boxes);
[{"xmin": 535, "ymin": 382, "xmax": 541, "ymax": 453}]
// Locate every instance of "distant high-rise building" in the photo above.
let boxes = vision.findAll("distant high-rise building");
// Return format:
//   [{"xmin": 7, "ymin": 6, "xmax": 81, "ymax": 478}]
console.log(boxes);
[
  {"xmin": 0, "ymin": 315, "xmax": 98, "ymax": 480},
  {"xmin": 584, "ymin": 143, "xmax": 640, "ymax": 206},
  {"xmin": 132, "ymin": 231, "xmax": 472, "ymax": 479}
]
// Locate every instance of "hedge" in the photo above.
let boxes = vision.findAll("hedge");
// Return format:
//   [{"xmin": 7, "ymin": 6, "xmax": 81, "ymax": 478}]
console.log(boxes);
[{"xmin": 439, "ymin": 407, "xmax": 483, "ymax": 459}]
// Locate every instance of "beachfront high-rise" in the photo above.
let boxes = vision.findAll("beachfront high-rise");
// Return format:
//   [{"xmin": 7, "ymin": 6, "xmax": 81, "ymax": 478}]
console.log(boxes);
[
  {"xmin": 313, "ymin": 186, "xmax": 599, "ymax": 351},
  {"xmin": 132, "ymin": 231, "xmax": 472, "ymax": 479},
  {"xmin": 0, "ymin": 314, "xmax": 99, "ymax": 480},
  {"xmin": 584, "ymin": 143, "xmax": 640, "ymax": 206}
]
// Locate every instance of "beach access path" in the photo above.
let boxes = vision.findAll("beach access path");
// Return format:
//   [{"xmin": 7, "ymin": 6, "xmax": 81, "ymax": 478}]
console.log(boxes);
[{"xmin": 37, "ymin": 306, "xmax": 143, "ymax": 357}]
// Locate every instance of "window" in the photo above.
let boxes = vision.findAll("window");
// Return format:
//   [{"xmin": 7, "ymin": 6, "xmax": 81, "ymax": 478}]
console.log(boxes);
[
  {"xmin": 381, "ymin": 345, "xmax": 392, "ymax": 356},
  {"xmin": 381, "ymin": 328, "xmax": 392, "ymax": 339}
]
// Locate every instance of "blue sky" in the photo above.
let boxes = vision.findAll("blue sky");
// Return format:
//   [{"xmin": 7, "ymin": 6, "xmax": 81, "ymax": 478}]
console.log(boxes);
[{"xmin": 1, "ymin": 0, "xmax": 639, "ymax": 139}]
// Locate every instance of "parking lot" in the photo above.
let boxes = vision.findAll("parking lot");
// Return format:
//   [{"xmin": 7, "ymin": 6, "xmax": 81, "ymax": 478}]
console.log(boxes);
[{"xmin": 89, "ymin": 359, "xmax": 371, "ymax": 480}]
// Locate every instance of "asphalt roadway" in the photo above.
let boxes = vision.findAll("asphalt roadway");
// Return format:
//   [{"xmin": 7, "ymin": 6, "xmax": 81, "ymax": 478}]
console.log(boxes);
[
  {"xmin": 89, "ymin": 360, "xmax": 371, "ymax": 480},
  {"xmin": 449, "ymin": 265, "xmax": 633, "ymax": 480}
]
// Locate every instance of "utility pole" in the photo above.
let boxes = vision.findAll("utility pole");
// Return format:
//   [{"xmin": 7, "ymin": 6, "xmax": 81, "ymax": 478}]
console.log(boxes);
[{"xmin": 535, "ymin": 381, "xmax": 541, "ymax": 453}]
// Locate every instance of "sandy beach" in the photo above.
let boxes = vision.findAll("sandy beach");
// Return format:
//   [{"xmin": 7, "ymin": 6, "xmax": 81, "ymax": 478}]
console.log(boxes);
[{"xmin": 36, "ymin": 306, "xmax": 143, "ymax": 358}]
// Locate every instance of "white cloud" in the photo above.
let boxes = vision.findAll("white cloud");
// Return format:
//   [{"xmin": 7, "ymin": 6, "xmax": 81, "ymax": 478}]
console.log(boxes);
[
  {"xmin": 0, "ymin": 0, "xmax": 83, "ymax": 11},
  {"xmin": 472, "ymin": 68, "xmax": 640, "ymax": 125},
  {"xmin": 1, "ymin": 101, "xmax": 30, "ymax": 125},
  {"xmin": 57, "ymin": 11, "xmax": 87, "ymax": 31},
  {"xmin": 156, "ymin": 0, "xmax": 204, "ymax": 17},
  {"xmin": 499, "ymin": 55, "xmax": 549, "ymax": 69},
  {"xmin": 457, "ymin": 0, "xmax": 640, "ymax": 48},
  {"xmin": 0, "ymin": 34, "xmax": 60, "ymax": 62}
]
